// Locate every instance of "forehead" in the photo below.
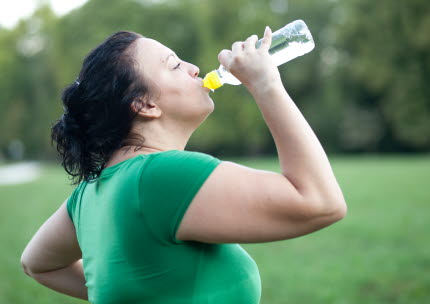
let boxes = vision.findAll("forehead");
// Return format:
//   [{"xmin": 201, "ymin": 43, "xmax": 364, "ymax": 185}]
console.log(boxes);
[{"xmin": 135, "ymin": 38, "xmax": 173, "ymax": 70}]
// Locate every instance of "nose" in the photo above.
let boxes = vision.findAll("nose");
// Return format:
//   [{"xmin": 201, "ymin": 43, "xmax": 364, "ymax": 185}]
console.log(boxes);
[{"xmin": 189, "ymin": 64, "xmax": 199, "ymax": 78}]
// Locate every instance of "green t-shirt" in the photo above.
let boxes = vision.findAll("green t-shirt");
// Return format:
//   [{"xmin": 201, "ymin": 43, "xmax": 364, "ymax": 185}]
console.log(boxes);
[{"xmin": 67, "ymin": 149, "xmax": 261, "ymax": 304}]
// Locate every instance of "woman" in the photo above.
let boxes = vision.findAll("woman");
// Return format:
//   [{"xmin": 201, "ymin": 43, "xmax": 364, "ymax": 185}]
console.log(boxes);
[{"xmin": 21, "ymin": 27, "xmax": 347, "ymax": 304}]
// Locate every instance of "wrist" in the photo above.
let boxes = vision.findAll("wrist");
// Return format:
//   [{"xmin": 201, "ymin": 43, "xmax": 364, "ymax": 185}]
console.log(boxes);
[{"xmin": 248, "ymin": 80, "xmax": 286, "ymax": 101}]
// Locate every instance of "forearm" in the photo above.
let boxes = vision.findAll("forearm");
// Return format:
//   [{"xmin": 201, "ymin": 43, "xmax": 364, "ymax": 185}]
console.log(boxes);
[
  {"xmin": 28, "ymin": 259, "xmax": 88, "ymax": 301},
  {"xmin": 252, "ymin": 83, "xmax": 345, "ymax": 206}
]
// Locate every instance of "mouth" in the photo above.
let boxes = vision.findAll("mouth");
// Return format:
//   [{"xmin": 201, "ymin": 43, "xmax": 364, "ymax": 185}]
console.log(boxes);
[{"xmin": 199, "ymin": 78, "xmax": 212, "ymax": 93}]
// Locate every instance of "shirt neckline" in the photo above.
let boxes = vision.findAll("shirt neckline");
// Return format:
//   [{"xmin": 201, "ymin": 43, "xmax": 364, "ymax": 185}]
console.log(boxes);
[{"xmin": 100, "ymin": 149, "xmax": 178, "ymax": 177}]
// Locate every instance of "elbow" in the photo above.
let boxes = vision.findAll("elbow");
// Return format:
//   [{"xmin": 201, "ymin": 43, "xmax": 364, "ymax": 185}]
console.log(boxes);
[
  {"xmin": 312, "ymin": 192, "xmax": 347, "ymax": 222},
  {"xmin": 20, "ymin": 251, "xmax": 35, "ymax": 277},
  {"xmin": 320, "ymin": 185, "xmax": 348, "ymax": 221},
  {"xmin": 21, "ymin": 260, "xmax": 33, "ymax": 277},
  {"xmin": 307, "ymin": 188, "xmax": 348, "ymax": 221},
  {"xmin": 328, "ymin": 195, "xmax": 348, "ymax": 221},
  {"xmin": 333, "ymin": 200, "xmax": 347, "ymax": 220}
]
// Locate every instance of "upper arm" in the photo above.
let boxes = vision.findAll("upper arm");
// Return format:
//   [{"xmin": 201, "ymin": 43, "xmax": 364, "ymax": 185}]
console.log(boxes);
[
  {"xmin": 176, "ymin": 161, "xmax": 346, "ymax": 244},
  {"xmin": 21, "ymin": 200, "xmax": 82, "ymax": 274}
]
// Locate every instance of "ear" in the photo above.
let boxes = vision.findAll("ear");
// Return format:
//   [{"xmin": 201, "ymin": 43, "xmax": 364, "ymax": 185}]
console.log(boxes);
[{"xmin": 131, "ymin": 97, "xmax": 162, "ymax": 119}]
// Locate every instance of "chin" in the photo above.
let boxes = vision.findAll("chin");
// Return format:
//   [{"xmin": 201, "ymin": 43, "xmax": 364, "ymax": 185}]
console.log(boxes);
[
  {"xmin": 205, "ymin": 96, "xmax": 215, "ymax": 113},
  {"xmin": 196, "ymin": 100, "xmax": 214, "ymax": 123}
]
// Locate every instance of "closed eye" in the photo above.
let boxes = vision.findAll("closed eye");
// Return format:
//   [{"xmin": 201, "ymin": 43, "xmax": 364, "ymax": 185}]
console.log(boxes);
[{"xmin": 174, "ymin": 62, "xmax": 181, "ymax": 70}]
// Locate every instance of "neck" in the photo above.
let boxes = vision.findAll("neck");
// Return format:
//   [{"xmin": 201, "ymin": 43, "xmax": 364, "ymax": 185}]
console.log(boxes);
[{"xmin": 125, "ymin": 118, "xmax": 194, "ymax": 153}]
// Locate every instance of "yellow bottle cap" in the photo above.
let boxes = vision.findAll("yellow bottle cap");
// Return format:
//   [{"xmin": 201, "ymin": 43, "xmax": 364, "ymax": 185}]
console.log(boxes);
[{"xmin": 203, "ymin": 70, "xmax": 223, "ymax": 90}]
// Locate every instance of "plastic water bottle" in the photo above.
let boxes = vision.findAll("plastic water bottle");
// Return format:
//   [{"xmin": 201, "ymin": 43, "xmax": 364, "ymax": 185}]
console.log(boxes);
[{"xmin": 203, "ymin": 20, "xmax": 315, "ymax": 91}]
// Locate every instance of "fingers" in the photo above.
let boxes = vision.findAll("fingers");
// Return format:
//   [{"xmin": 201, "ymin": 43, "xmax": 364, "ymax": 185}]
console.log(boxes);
[
  {"xmin": 218, "ymin": 25, "xmax": 272, "ymax": 67},
  {"xmin": 231, "ymin": 41, "xmax": 244, "ymax": 57},
  {"xmin": 260, "ymin": 26, "xmax": 272, "ymax": 52},
  {"xmin": 244, "ymin": 34, "xmax": 258, "ymax": 51},
  {"xmin": 218, "ymin": 49, "xmax": 232, "ymax": 67}
]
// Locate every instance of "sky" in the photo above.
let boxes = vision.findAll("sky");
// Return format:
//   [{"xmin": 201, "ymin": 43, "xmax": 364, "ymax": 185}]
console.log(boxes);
[{"xmin": 0, "ymin": 0, "xmax": 88, "ymax": 29}]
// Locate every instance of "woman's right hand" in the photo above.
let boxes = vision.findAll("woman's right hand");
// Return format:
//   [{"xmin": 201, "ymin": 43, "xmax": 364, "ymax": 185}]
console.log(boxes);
[{"xmin": 217, "ymin": 26, "xmax": 283, "ymax": 95}]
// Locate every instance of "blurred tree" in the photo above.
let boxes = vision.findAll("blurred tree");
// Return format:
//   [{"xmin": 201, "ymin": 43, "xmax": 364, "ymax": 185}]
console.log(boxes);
[
  {"xmin": 0, "ymin": 5, "xmax": 59, "ymax": 159},
  {"xmin": 332, "ymin": 0, "xmax": 430, "ymax": 151},
  {"xmin": 0, "ymin": 0, "xmax": 429, "ymax": 160}
]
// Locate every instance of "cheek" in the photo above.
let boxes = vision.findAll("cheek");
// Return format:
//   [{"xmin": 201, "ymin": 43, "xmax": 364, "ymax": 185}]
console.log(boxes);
[
  {"xmin": 158, "ymin": 70, "xmax": 200, "ymax": 103},
  {"xmin": 167, "ymin": 76, "xmax": 196, "ymax": 97},
  {"xmin": 161, "ymin": 83, "xmax": 192, "ymax": 112},
  {"xmin": 164, "ymin": 85, "xmax": 187, "ymax": 101}
]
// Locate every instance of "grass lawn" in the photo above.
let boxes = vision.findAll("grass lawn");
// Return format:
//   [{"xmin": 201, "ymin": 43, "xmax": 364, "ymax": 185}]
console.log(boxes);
[{"xmin": 1, "ymin": 154, "xmax": 429, "ymax": 304}]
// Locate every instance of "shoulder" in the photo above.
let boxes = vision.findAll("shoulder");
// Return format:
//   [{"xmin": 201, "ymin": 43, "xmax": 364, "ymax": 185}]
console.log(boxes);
[
  {"xmin": 148, "ymin": 149, "xmax": 221, "ymax": 165},
  {"xmin": 66, "ymin": 181, "xmax": 88, "ymax": 222},
  {"xmin": 140, "ymin": 149, "xmax": 221, "ymax": 183}
]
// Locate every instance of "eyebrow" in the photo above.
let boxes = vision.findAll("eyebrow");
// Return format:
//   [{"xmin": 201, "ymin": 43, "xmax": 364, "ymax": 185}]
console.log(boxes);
[{"xmin": 164, "ymin": 53, "xmax": 176, "ymax": 66}]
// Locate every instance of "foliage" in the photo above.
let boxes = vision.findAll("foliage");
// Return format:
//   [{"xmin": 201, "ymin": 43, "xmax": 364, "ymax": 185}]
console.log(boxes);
[
  {"xmin": 331, "ymin": 0, "xmax": 430, "ymax": 151},
  {"xmin": 0, "ymin": 0, "xmax": 429, "ymax": 160}
]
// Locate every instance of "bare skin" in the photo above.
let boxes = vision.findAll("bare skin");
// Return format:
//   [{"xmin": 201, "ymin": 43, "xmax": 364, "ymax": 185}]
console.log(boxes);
[
  {"xmin": 21, "ymin": 26, "xmax": 346, "ymax": 300},
  {"xmin": 104, "ymin": 37, "xmax": 214, "ymax": 168},
  {"xmin": 20, "ymin": 36, "xmax": 214, "ymax": 300}
]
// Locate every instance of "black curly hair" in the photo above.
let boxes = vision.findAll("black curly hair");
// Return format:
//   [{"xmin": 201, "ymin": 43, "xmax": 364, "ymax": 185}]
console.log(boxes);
[{"xmin": 51, "ymin": 31, "xmax": 158, "ymax": 185}]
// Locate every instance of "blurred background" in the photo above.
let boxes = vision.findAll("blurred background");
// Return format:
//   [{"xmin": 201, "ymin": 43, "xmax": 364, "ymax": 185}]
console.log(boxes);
[
  {"xmin": 1, "ymin": 0, "xmax": 429, "ymax": 160},
  {"xmin": 0, "ymin": 0, "xmax": 429, "ymax": 303}
]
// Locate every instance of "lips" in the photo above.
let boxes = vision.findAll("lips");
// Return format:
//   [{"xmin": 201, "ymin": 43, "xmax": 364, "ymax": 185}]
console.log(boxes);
[{"xmin": 199, "ymin": 78, "xmax": 211, "ymax": 93}]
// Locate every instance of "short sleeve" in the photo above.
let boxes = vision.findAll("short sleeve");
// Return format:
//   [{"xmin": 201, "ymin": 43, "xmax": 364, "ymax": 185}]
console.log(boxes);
[
  {"xmin": 66, "ymin": 181, "xmax": 85, "ymax": 224},
  {"xmin": 138, "ymin": 150, "xmax": 222, "ymax": 245},
  {"xmin": 66, "ymin": 194, "xmax": 74, "ymax": 223}
]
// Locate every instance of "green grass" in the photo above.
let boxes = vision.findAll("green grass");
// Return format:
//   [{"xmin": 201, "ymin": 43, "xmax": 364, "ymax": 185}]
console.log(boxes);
[{"xmin": 1, "ymin": 155, "xmax": 429, "ymax": 304}]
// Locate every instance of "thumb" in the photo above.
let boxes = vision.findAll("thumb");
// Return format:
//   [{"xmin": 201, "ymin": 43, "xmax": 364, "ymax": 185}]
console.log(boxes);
[
  {"xmin": 260, "ymin": 26, "xmax": 272, "ymax": 51},
  {"xmin": 218, "ymin": 49, "xmax": 232, "ymax": 69}
]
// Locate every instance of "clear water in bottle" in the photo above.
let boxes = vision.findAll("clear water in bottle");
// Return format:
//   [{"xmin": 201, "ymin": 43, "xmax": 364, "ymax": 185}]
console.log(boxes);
[
  {"xmin": 203, "ymin": 20, "xmax": 315, "ymax": 89},
  {"xmin": 257, "ymin": 19, "xmax": 315, "ymax": 66}
]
